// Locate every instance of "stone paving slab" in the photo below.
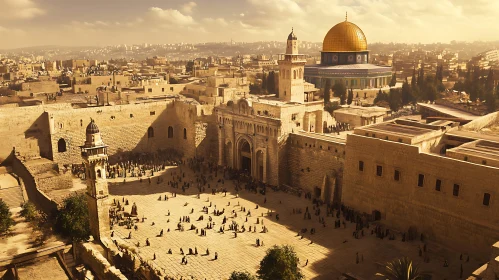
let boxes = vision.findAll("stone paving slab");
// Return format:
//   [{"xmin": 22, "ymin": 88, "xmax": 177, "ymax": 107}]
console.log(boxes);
[{"xmin": 107, "ymin": 165, "xmax": 481, "ymax": 280}]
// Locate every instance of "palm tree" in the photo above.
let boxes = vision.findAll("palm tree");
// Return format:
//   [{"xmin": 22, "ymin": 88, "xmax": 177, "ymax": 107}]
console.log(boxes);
[{"xmin": 376, "ymin": 257, "xmax": 428, "ymax": 280}]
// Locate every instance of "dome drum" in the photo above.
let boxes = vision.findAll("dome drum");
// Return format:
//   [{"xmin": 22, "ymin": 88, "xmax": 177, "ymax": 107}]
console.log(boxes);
[{"xmin": 321, "ymin": 51, "xmax": 369, "ymax": 66}]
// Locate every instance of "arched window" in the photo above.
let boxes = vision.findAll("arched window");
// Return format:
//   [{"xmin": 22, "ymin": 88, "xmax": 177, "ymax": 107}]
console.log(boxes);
[
  {"xmin": 97, "ymin": 169, "xmax": 102, "ymax": 178},
  {"xmin": 168, "ymin": 126, "xmax": 174, "ymax": 138},
  {"xmin": 148, "ymin": 127, "xmax": 154, "ymax": 138},
  {"xmin": 57, "ymin": 138, "xmax": 67, "ymax": 153},
  {"xmin": 183, "ymin": 128, "xmax": 187, "ymax": 139},
  {"xmin": 293, "ymin": 70, "xmax": 297, "ymax": 79}
]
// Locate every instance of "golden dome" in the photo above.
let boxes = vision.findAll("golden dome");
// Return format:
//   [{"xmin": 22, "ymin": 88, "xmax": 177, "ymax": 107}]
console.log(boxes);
[{"xmin": 322, "ymin": 20, "xmax": 367, "ymax": 52}]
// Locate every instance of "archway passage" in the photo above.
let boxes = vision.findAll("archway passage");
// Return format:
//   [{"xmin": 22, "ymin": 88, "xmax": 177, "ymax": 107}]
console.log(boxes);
[
  {"xmin": 239, "ymin": 139, "xmax": 251, "ymax": 174},
  {"xmin": 58, "ymin": 138, "xmax": 67, "ymax": 153}
]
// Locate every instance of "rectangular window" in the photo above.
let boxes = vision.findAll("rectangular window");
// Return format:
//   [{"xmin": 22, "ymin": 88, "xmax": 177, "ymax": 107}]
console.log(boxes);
[
  {"xmin": 162, "ymin": 88, "xmax": 165, "ymax": 92},
  {"xmin": 150, "ymin": 111, "xmax": 156, "ymax": 116},
  {"xmin": 148, "ymin": 88, "xmax": 152, "ymax": 93},
  {"xmin": 376, "ymin": 165, "xmax": 383, "ymax": 176},
  {"xmin": 394, "ymin": 170, "xmax": 400, "ymax": 181},
  {"xmin": 359, "ymin": 161, "xmax": 364, "ymax": 172},
  {"xmin": 435, "ymin": 179, "xmax": 441, "ymax": 191},
  {"xmin": 483, "ymin": 193, "xmax": 491, "ymax": 206},
  {"xmin": 453, "ymin": 184, "xmax": 460, "ymax": 196},
  {"xmin": 291, "ymin": 113, "xmax": 297, "ymax": 121},
  {"xmin": 418, "ymin": 174, "xmax": 424, "ymax": 187}
]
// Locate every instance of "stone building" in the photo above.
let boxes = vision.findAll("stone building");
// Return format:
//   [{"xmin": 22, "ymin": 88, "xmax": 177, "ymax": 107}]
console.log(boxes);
[
  {"xmin": 304, "ymin": 15, "xmax": 395, "ymax": 99},
  {"xmin": 216, "ymin": 29, "xmax": 331, "ymax": 187},
  {"xmin": 342, "ymin": 116, "xmax": 499, "ymax": 256}
]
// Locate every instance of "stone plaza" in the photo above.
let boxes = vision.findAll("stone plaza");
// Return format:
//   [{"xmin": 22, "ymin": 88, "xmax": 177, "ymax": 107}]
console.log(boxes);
[{"xmin": 106, "ymin": 165, "xmax": 479, "ymax": 280}]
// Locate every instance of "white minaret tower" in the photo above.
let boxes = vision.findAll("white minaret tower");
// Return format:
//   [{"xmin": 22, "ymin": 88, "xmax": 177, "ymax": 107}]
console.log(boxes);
[
  {"xmin": 278, "ymin": 28, "xmax": 306, "ymax": 103},
  {"xmin": 80, "ymin": 119, "xmax": 110, "ymax": 241}
]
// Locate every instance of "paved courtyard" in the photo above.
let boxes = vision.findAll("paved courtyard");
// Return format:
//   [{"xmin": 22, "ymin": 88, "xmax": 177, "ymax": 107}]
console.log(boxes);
[{"xmin": 107, "ymin": 165, "xmax": 480, "ymax": 280}]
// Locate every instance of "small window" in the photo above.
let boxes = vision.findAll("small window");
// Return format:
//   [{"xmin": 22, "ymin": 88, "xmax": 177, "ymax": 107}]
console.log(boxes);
[
  {"xmin": 464, "ymin": 156, "xmax": 468, "ymax": 161},
  {"xmin": 418, "ymin": 174, "xmax": 424, "ymax": 187},
  {"xmin": 57, "ymin": 138, "xmax": 67, "ymax": 153},
  {"xmin": 483, "ymin": 193, "xmax": 491, "ymax": 206},
  {"xmin": 291, "ymin": 113, "xmax": 297, "ymax": 121},
  {"xmin": 183, "ymin": 128, "xmax": 187, "ymax": 139},
  {"xmin": 359, "ymin": 161, "xmax": 364, "ymax": 171},
  {"xmin": 97, "ymin": 169, "xmax": 102, "ymax": 178},
  {"xmin": 130, "ymin": 114, "xmax": 134, "ymax": 118},
  {"xmin": 170, "ymin": 87, "xmax": 173, "ymax": 91},
  {"xmin": 168, "ymin": 126, "xmax": 174, "ymax": 138},
  {"xmin": 453, "ymin": 184, "xmax": 460, "ymax": 196},
  {"xmin": 372, "ymin": 134, "xmax": 376, "ymax": 138},
  {"xmin": 398, "ymin": 138, "xmax": 403, "ymax": 143},
  {"xmin": 394, "ymin": 170, "xmax": 400, "ymax": 181},
  {"xmin": 111, "ymin": 116, "xmax": 115, "ymax": 120},
  {"xmin": 148, "ymin": 88, "xmax": 152, "ymax": 93},
  {"xmin": 482, "ymin": 160, "xmax": 487, "ymax": 165},
  {"xmin": 376, "ymin": 165, "xmax": 383, "ymax": 176},
  {"xmin": 150, "ymin": 111, "xmax": 156, "ymax": 116},
  {"xmin": 385, "ymin": 136, "xmax": 389, "ymax": 140},
  {"xmin": 162, "ymin": 88, "xmax": 165, "ymax": 92},
  {"xmin": 435, "ymin": 179, "xmax": 441, "ymax": 191},
  {"xmin": 148, "ymin": 127, "xmax": 154, "ymax": 138},
  {"xmin": 99, "ymin": 190, "xmax": 104, "ymax": 195}
]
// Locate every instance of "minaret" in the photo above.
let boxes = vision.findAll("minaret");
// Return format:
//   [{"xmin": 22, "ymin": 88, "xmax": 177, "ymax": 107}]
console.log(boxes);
[
  {"xmin": 278, "ymin": 28, "xmax": 306, "ymax": 103},
  {"xmin": 80, "ymin": 119, "xmax": 110, "ymax": 241}
]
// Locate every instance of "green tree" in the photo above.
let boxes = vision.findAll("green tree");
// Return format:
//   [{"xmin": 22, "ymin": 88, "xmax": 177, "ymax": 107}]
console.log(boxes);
[
  {"xmin": 332, "ymin": 81, "xmax": 347, "ymax": 105},
  {"xmin": 389, "ymin": 73, "xmax": 397, "ymax": 87},
  {"xmin": 0, "ymin": 200, "xmax": 14, "ymax": 235},
  {"xmin": 347, "ymin": 88, "xmax": 354, "ymax": 105},
  {"xmin": 323, "ymin": 79, "xmax": 331, "ymax": 105},
  {"xmin": 388, "ymin": 88, "xmax": 403, "ymax": 112},
  {"xmin": 401, "ymin": 78, "xmax": 413, "ymax": 105},
  {"xmin": 20, "ymin": 202, "xmax": 39, "ymax": 222},
  {"xmin": 376, "ymin": 257, "xmax": 428, "ymax": 280},
  {"xmin": 262, "ymin": 72, "xmax": 268, "ymax": 93},
  {"xmin": 257, "ymin": 245, "xmax": 304, "ymax": 280},
  {"xmin": 229, "ymin": 271, "xmax": 256, "ymax": 280},
  {"xmin": 324, "ymin": 101, "xmax": 342, "ymax": 115},
  {"xmin": 55, "ymin": 193, "xmax": 90, "ymax": 242},
  {"xmin": 411, "ymin": 68, "xmax": 417, "ymax": 91}
]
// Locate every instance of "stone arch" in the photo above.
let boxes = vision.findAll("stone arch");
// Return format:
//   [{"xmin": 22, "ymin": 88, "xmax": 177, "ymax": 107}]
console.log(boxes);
[
  {"xmin": 97, "ymin": 169, "xmax": 102, "ymax": 178},
  {"xmin": 168, "ymin": 126, "xmax": 174, "ymax": 138},
  {"xmin": 57, "ymin": 138, "xmax": 67, "ymax": 153},
  {"xmin": 236, "ymin": 135, "xmax": 253, "ymax": 174},
  {"xmin": 148, "ymin": 127, "xmax": 154, "ymax": 138}
]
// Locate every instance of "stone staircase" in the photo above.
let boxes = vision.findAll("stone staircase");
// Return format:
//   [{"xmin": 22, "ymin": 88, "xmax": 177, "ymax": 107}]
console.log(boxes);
[{"xmin": 0, "ymin": 186, "xmax": 24, "ymax": 208}]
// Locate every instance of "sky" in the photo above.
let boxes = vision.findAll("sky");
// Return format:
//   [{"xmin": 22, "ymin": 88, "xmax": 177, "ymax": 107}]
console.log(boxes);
[{"xmin": 0, "ymin": 0, "xmax": 498, "ymax": 49}]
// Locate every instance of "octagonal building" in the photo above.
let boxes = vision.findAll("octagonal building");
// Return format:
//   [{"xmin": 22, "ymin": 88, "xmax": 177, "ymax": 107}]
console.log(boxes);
[{"xmin": 304, "ymin": 16, "xmax": 394, "ymax": 96}]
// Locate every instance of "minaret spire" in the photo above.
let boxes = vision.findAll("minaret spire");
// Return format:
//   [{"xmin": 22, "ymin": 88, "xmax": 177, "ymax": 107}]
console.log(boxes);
[{"xmin": 345, "ymin": 12, "xmax": 348, "ymax": 21}]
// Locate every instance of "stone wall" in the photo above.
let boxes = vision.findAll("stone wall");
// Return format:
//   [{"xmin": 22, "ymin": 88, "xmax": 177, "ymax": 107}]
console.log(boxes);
[
  {"xmin": 462, "ymin": 112, "xmax": 499, "ymax": 131},
  {"xmin": 342, "ymin": 134, "xmax": 499, "ymax": 258},
  {"xmin": 77, "ymin": 242, "xmax": 127, "ymax": 280},
  {"xmin": 284, "ymin": 133, "xmax": 345, "ymax": 202},
  {"xmin": 49, "ymin": 100, "xmax": 210, "ymax": 165},
  {"xmin": 0, "ymin": 103, "xmax": 72, "ymax": 164},
  {"xmin": 11, "ymin": 157, "xmax": 59, "ymax": 215}
]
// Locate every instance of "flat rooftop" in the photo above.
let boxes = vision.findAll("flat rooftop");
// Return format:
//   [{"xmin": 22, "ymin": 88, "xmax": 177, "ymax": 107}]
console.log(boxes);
[
  {"xmin": 334, "ymin": 106, "xmax": 389, "ymax": 118},
  {"xmin": 447, "ymin": 139, "xmax": 499, "ymax": 166},
  {"xmin": 418, "ymin": 103, "xmax": 479, "ymax": 121}
]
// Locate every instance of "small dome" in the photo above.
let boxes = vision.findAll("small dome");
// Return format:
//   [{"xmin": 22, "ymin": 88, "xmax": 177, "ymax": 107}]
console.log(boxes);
[
  {"xmin": 86, "ymin": 119, "xmax": 100, "ymax": 134},
  {"xmin": 323, "ymin": 20, "xmax": 367, "ymax": 52},
  {"xmin": 288, "ymin": 28, "xmax": 297, "ymax": 40}
]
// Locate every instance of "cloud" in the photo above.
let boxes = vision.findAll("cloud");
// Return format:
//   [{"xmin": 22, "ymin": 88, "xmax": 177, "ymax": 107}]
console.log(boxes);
[
  {"xmin": 0, "ymin": 0, "xmax": 45, "ymax": 20},
  {"xmin": 203, "ymin": 17, "xmax": 228, "ymax": 26},
  {"xmin": 149, "ymin": 7, "xmax": 195, "ymax": 25},
  {"xmin": 181, "ymin": 2, "xmax": 197, "ymax": 14}
]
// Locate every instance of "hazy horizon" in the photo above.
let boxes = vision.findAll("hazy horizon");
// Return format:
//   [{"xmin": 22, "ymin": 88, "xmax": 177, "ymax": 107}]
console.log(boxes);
[{"xmin": 0, "ymin": 0, "xmax": 498, "ymax": 49}]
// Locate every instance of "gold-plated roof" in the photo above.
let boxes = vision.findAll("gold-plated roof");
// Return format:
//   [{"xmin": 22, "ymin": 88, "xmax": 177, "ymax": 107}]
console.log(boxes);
[{"xmin": 322, "ymin": 20, "xmax": 367, "ymax": 52}]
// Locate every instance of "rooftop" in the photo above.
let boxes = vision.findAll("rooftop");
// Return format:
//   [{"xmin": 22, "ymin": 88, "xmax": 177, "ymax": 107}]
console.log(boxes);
[{"xmin": 418, "ymin": 103, "xmax": 479, "ymax": 121}]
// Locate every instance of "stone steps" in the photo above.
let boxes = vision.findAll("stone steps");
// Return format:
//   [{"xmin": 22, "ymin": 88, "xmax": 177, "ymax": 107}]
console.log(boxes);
[{"xmin": 0, "ymin": 186, "xmax": 24, "ymax": 208}]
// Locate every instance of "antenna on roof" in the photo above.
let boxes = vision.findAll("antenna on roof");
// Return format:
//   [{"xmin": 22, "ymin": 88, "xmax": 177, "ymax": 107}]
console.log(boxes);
[{"xmin": 345, "ymin": 12, "xmax": 348, "ymax": 21}]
